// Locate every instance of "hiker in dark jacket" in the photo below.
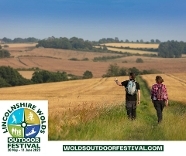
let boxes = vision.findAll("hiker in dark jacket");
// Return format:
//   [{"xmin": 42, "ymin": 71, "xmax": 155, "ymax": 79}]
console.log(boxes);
[
  {"xmin": 151, "ymin": 75, "xmax": 168, "ymax": 123},
  {"xmin": 114, "ymin": 73, "xmax": 140, "ymax": 120}
]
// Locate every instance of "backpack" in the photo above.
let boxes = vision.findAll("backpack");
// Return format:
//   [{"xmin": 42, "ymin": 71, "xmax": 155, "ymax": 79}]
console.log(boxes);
[
  {"xmin": 126, "ymin": 80, "xmax": 137, "ymax": 95},
  {"xmin": 156, "ymin": 84, "xmax": 164, "ymax": 100}
]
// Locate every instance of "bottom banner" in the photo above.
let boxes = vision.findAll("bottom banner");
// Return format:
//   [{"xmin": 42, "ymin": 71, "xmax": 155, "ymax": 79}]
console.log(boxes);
[{"xmin": 63, "ymin": 145, "xmax": 164, "ymax": 151}]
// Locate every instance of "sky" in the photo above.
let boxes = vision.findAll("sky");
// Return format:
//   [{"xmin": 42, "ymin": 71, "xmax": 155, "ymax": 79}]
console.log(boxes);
[{"xmin": 0, "ymin": 0, "xmax": 186, "ymax": 42}]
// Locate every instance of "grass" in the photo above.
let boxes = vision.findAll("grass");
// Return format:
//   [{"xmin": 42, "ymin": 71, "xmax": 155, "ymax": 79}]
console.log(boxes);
[{"xmin": 48, "ymin": 76, "xmax": 186, "ymax": 141}]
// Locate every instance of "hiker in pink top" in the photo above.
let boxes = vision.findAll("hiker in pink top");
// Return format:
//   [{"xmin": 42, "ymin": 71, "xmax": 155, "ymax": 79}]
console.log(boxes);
[{"xmin": 151, "ymin": 75, "xmax": 168, "ymax": 123}]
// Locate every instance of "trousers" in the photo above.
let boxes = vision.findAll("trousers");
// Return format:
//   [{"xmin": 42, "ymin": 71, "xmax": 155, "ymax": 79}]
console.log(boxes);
[
  {"xmin": 153, "ymin": 100, "xmax": 165, "ymax": 123},
  {"xmin": 125, "ymin": 101, "xmax": 137, "ymax": 120}
]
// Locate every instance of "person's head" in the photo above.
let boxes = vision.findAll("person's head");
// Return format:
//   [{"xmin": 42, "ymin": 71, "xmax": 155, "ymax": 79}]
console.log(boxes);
[
  {"xmin": 129, "ymin": 72, "xmax": 135, "ymax": 80},
  {"xmin": 155, "ymin": 75, "xmax": 164, "ymax": 84}
]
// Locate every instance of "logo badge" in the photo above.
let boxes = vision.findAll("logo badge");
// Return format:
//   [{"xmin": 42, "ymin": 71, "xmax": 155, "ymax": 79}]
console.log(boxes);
[{"xmin": 1, "ymin": 100, "xmax": 48, "ymax": 153}]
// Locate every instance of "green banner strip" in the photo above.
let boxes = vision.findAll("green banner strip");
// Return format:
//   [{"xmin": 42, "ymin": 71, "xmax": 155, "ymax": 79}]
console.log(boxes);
[{"xmin": 63, "ymin": 145, "xmax": 164, "ymax": 151}]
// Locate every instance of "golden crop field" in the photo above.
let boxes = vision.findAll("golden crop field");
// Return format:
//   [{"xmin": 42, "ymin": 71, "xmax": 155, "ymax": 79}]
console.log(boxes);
[
  {"xmin": 2, "ymin": 43, "xmax": 37, "ymax": 53},
  {"xmin": 9, "ymin": 47, "xmax": 119, "ymax": 59},
  {"xmin": 1, "ymin": 73, "xmax": 185, "ymax": 113},
  {"xmin": 2, "ymin": 43, "xmax": 37, "ymax": 48},
  {"xmin": 169, "ymin": 73, "xmax": 186, "ymax": 81},
  {"xmin": 102, "ymin": 43, "xmax": 159, "ymax": 49},
  {"xmin": 141, "ymin": 74, "xmax": 186, "ymax": 104},
  {"xmin": 182, "ymin": 54, "xmax": 186, "ymax": 57},
  {"xmin": 0, "ymin": 76, "xmax": 127, "ymax": 115},
  {"xmin": 0, "ymin": 73, "xmax": 186, "ymax": 137},
  {"xmin": 18, "ymin": 71, "xmax": 34, "ymax": 79},
  {"xmin": 106, "ymin": 47, "xmax": 157, "ymax": 55}
]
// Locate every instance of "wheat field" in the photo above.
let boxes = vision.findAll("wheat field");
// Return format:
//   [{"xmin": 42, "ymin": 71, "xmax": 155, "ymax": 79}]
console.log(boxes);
[
  {"xmin": 18, "ymin": 71, "xmax": 34, "ymax": 79},
  {"xmin": 102, "ymin": 43, "xmax": 159, "ymax": 48},
  {"xmin": 0, "ymin": 74, "xmax": 185, "ymax": 111},
  {"xmin": 2, "ymin": 43, "xmax": 37, "ymax": 48},
  {"xmin": 1, "ymin": 74, "xmax": 186, "ymax": 137},
  {"xmin": 0, "ymin": 73, "xmax": 185, "ymax": 118},
  {"xmin": 106, "ymin": 47, "xmax": 157, "ymax": 55},
  {"xmin": 0, "ymin": 76, "xmax": 128, "ymax": 115}
]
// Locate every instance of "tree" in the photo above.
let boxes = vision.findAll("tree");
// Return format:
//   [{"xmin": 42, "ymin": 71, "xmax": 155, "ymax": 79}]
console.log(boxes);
[
  {"xmin": 2, "ymin": 37, "xmax": 39, "ymax": 43},
  {"xmin": 140, "ymin": 39, "xmax": 144, "ymax": 43},
  {"xmin": 0, "ymin": 49, "xmax": 10, "ymax": 58},
  {"xmin": 2, "ymin": 37, "xmax": 12, "ymax": 43},
  {"xmin": 0, "ymin": 66, "xmax": 32, "ymax": 86},
  {"xmin": 31, "ymin": 70, "xmax": 68, "ymax": 83},
  {"xmin": 36, "ymin": 37, "xmax": 93, "ymax": 50},
  {"xmin": 119, "ymin": 67, "xmax": 127, "ymax": 76},
  {"xmin": 151, "ymin": 39, "xmax": 155, "ymax": 43},
  {"xmin": 155, "ymin": 39, "xmax": 161, "ymax": 43},
  {"xmin": 158, "ymin": 41, "xmax": 182, "ymax": 58},
  {"xmin": 136, "ymin": 58, "xmax": 144, "ymax": 63},
  {"xmin": 83, "ymin": 70, "xmax": 93, "ymax": 79},
  {"xmin": 102, "ymin": 45, "xmax": 108, "ymax": 51},
  {"xmin": 115, "ymin": 37, "xmax": 119, "ymax": 42},
  {"xmin": 102, "ymin": 63, "xmax": 120, "ymax": 77},
  {"xmin": 125, "ymin": 39, "xmax": 129, "ymax": 43},
  {"xmin": 128, "ymin": 67, "xmax": 140, "ymax": 75},
  {"xmin": 31, "ymin": 71, "xmax": 44, "ymax": 83},
  {"xmin": 0, "ymin": 77, "xmax": 11, "ymax": 88}
]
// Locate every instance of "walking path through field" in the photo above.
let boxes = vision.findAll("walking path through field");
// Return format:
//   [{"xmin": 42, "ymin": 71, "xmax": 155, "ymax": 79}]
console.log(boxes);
[
  {"xmin": 49, "ymin": 76, "xmax": 186, "ymax": 140},
  {"xmin": 0, "ymin": 74, "xmax": 186, "ymax": 116}
]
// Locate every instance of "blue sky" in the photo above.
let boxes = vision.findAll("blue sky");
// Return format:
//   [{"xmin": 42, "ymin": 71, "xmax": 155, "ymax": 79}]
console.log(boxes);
[{"xmin": 0, "ymin": 0, "xmax": 186, "ymax": 42}]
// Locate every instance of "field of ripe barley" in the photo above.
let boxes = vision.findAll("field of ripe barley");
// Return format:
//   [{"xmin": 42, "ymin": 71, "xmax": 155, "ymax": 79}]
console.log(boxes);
[
  {"xmin": 0, "ymin": 74, "xmax": 185, "ymax": 112},
  {"xmin": 2, "ymin": 43, "xmax": 37, "ymax": 48},
  {"xmin": 141, "ymin": 73, "xmax": 186, "ymax": 104},
  {"xmin": 106, "ymin": 47, "xmax": 157, "ymax": 55},
  {"xmin": 0, "ymin": 76, "xmax": 127, "ymax": 113},
  {"xmin": 0, "ymin": 76, "xmax": 129, "ymax": 133},
  {"xmin": 0, "ymin": 74, "xmax": 186, "ymax": 140},
  {"xmin": 102, "ymin": 43, "xmax": 159, "ymax": 49}
]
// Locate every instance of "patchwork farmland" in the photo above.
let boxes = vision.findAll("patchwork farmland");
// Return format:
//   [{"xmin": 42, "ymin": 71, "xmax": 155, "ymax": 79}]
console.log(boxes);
[
  {"xmin": 1, "ymin": 43, "xmax": 186, "ymax": 78},
  {"xmin": 0, "ymin": 43, "xmax": 186, "ymax": 140}
]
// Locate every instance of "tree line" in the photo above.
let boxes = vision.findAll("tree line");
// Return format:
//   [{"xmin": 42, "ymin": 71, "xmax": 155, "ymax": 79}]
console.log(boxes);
[
  {"xmin": 0, "ymin": 66, "xmax": 93, "ymax": 88},
  {"xmin": 36, "ymin": 37, "xmax": 93, "ymax": 51},
  {"xmin": 0, "ymin": 36, "xmax": 161, "ymax": 44},
  {"xmin": 158, "ymin": 41, "xmax": 186, "ymax": 58},
  {"xmin": 0, "ymin": 65, "xmax": 157, "ymax": 88},
  {"xmin": 0, "ymin": 37, "xmax": 39, "ymax": 43},
  {"xmin": 98, "ymin": 38, "xmax": 161, "ymax": 44},
  {"xmin": 102, "ymin": 63, "xmax": 159, "ymax": 77},
  {"xmin": 1, "ymin": 36, "xmax": 186, "ymax": 58},
  {"xmin": 36, "ymin": 38, "xmax": 186, "ymax": 58},
  {"xmin": 0, "ymin": 66, "xmax": 32, "ymax": 87}
]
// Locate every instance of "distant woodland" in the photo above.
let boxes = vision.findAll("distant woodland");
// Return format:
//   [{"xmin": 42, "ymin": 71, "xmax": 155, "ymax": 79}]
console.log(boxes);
[{"xmin": 1, "ymin": 37, "xmax": 186, "ymax": 58}]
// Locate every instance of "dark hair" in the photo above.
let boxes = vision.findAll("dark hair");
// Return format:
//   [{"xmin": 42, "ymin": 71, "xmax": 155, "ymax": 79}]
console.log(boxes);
[
  {"xmin": 156, "ymin": 76, "xmax": 164, "ymax": 84},
  {"xmin": 129, "ymin": 72, "xmax": 135, "ymax": 80}
]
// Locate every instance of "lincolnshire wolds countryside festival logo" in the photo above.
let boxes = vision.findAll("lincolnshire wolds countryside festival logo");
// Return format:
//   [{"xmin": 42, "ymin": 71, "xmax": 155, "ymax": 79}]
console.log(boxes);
[{"xmin": 1, "ymin": 101, "xmax": 47, "ymax": 152}]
